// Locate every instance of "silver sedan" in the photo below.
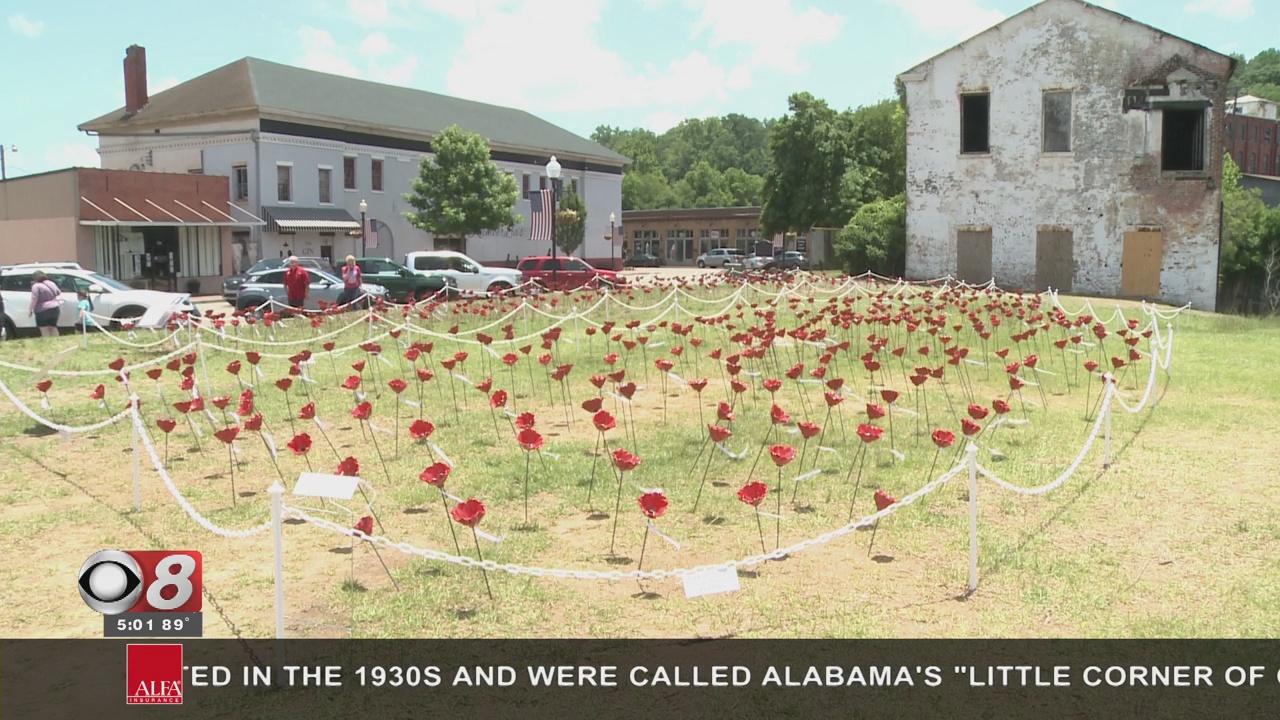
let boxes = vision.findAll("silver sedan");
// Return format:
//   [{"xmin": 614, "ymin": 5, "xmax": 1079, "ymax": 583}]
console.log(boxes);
[{"xmin": 233, "ymin": 268, "xmax": 389, "ymax": 312}]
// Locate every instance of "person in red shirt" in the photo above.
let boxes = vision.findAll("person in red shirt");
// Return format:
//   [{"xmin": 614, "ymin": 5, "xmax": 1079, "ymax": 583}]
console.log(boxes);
[{"xmin": 282, "ymin": 256, "xmax": 310, "ymax": 313}]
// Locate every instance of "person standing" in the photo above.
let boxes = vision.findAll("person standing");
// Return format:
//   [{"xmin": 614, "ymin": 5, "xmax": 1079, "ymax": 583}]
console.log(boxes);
[
  {"xmin": 339, "ymin": 255, "xmax": 362, "ymax": 309},
  {"xmin": 282, "ymin": 256, "xmax": 310, "ymax": 314},
  {"xmin": 28, "ymin": 271, "xmax": 63, "ymax": 338},
  {"xmin": 76, "ymin": 290, "xmax": 96, "ymax": 333}
]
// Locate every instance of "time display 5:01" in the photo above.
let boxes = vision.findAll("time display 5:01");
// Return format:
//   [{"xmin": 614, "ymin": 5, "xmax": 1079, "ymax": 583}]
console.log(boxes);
[{"xmin": 115, "ymin": 616, "xmax": 189, "ymax": 633}]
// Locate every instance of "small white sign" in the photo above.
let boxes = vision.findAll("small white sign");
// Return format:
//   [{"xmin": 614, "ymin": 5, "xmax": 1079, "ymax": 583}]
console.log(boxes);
[
  {"xmin": 682, "ymin": 566, "xmax": 740, "ymax": 599},
  {"xmin": 293, "ymin": 473, "xmax": 361, "ymax": 500}
]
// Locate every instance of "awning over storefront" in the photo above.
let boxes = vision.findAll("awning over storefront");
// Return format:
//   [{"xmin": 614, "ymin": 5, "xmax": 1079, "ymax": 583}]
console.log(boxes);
[
  {"xmin": 262, "ymin": 206, "xmax": 361, "ymax": 233},
  {"xmin": 79, "ymin": 196, "xmax": 265, "ymax": 227}
]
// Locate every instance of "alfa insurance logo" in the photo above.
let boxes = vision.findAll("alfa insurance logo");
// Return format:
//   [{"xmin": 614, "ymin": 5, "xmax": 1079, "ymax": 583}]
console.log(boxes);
[{"xmin": 126, "ymin": 644, "xmax": 184, "ymax": 705}]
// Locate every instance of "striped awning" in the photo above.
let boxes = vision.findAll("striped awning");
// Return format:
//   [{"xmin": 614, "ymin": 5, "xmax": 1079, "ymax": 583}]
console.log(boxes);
[{"xmin": 263, "ymin": 206, "xmax": 361, "ymax": 233}]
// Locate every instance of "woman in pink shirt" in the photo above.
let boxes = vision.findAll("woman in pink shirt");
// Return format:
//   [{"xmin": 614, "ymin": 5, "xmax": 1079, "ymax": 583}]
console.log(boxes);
[{"xmin": 28, "ymin": 271, "xmax": 63, "ymax": 338}]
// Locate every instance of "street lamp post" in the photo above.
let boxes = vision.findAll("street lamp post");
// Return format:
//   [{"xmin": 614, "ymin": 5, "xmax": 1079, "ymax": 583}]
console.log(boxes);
[
  {"xmin": 546, "ymin": 156, "xmax": 561, "ymax": 291},
  {"xmin": 359, "ymin": 198, "xmax": 368, "ymax": 257},
  {"xmin": 609, "ymin": 212, "xmax": 617, "ymax": 271}
]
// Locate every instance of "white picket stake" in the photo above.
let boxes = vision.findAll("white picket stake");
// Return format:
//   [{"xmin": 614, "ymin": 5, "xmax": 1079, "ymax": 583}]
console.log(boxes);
[
  {"xmin": 132, "ymin": 413, "xmax": 141, "ymax": 511},
  {"xmin": 966, "ymin": 442, "xmax": 978, "ymax": 595},
  {"xmin": 269, "ymin": 482, "xmax": 286, "ymax": 640},
  {"xmin": 1103, "ymin": 390, "xmax": 1113, "ymax": 469}
]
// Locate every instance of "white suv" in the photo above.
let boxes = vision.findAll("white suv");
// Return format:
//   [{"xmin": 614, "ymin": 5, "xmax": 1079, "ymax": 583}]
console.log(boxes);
[
  {"xmin": 404, "ymin": 251, "xmax": 523, "ymax": 295},
  {"xmin": 696, "ymin": 248, "xmax": 745, "ymax": 268},
  {"xmin": 0, "ymin": 263, "xmax": 199, "ymax": 337}
]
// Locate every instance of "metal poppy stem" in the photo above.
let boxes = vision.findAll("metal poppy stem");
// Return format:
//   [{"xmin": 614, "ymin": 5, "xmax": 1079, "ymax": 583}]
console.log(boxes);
[
  {"xmin": 775, "ymin": 465, "xmax": 783, "ymax": 551},
  {"xmin": 367, "ymin": 540, "xmax": 400, "ymax": 591},
  {"xmin": 636, "ymin": 521, "xmax": 650, "ymax": 574},
  {"xmin": 365, "ymin": 419, "xmax": 393, "ymax": 486},
  {"xmin": 610, "ymin": 469, "xmax": 626, "ymax": 556},
  {"xmin": 314, "ymin": 417, "xmax": 341, "ymax": 461},
  {"xmin": 754, "ymin": 506, "xmax": 767, "ymax": 554},
  {"xmin": 523, "ymin": 451, "xmax": 531, "ymax": 526},
  {"xmin": 868, "ymin": 518, "xmax": 880, "ymax": 556},
  {"xmin": 472, "ymin": 527, "xmax": 494, "ymax": 601},
  {"xmin": 692, "ymin": 439, "xmax": 716, "ymax": 513},
  {"xmin": 227, "ymin": 442, "xmax": 236, "ymax": 506},
  {"xmin": 439, "ymin": 489, "xmax": 462, "ymax": 556}
]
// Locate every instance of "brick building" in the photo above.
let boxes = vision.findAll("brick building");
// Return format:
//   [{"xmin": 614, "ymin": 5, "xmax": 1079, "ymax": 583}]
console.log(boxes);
[
  {"xmin": 899, "ymin": 0, "xmax": 1233, "ymax": 310},
  {"xmin": 619, "ymin": 206, "xmax": 832, "ymax": 266},
  {"xmin": 1224, "ymin": 95, "xmax": 1280, "ymax": 176},
  {"xmin": 0, "ymin": 167, "xmax": 261, "ymax": 293}
]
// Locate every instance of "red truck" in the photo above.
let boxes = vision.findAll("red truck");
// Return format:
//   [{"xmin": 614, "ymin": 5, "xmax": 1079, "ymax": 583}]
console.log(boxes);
[{"xmin": 516, "ymin": 256, "xmax": 625, "ymax": 291}]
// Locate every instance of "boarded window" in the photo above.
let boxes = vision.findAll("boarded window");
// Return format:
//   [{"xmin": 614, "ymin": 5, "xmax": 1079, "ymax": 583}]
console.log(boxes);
[
  {"xmin": 1161, "ymin": 108, "xmax": 1205, "ymax": 172},
  {"xmin": 1042, "ymin": 91, "xmax": 1072, "ymax": 152},
  {"xmin": 961, "ymin": 94, "xmax": 990, "ymax": 154}
]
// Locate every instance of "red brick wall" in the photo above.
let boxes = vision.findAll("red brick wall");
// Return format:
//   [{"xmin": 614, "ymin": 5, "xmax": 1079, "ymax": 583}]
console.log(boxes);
[{"xmin": 77, "ymin": 168, "xmax": 231, "ymax": 223}]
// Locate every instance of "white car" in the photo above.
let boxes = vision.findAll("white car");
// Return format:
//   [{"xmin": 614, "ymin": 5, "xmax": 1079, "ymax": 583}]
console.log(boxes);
[
  {"xmin": 0, "ymin": 262, "xmax": 199, "ymax": 337},
  {"xmin": 695, "ymin": 248, "xmax": 745, "ymax": 268},
  {"xmin": 404, "ymin": 251, "xmax": 523, "ymax": 295}
]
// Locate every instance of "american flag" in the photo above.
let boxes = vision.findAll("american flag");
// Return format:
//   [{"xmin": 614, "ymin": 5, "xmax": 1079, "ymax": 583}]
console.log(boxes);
[
  {"xmin": 529, "ymin": 188, "xmax": 554, "ymax": 242},
  {"xmin": 366, "ymin": 218, "xmax": 379, "ymax": 249}
]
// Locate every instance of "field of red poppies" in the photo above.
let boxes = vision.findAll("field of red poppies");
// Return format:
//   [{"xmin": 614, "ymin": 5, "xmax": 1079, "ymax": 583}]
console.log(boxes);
[{"xmin": 1, "ymin": 274, "xmax": 1278, "ymax": 640}]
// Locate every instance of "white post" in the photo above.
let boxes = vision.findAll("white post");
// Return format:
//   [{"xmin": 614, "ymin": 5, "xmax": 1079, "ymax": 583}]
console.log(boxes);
[
  {"xmin": 197, "ymin": 333, "xmax": 212, "ymax": 398},
  {"xmin": 132, "ymin": 409, "xmax": 141, "ymax": 512},
  {"xmin": 269, "ymin": 481, "xmax": 285, "ymax": 640},
  {"xmin": 81, "ymin": 316, "xmax": 88, "ymax": 349},
  {"xmin": 523, "ymin": 301, "xmax": 530, "ymax": 338},
  {"xmin": 1103, "ymin": 384, "xmax": 1113, "ymax": 469},
  {"xmin": 966, "ymin": 442, "xmax": 978, "ymax": 595},
  {"xmin": 604, "ymin": 290, "xmax": 610, "ymax": 322}
]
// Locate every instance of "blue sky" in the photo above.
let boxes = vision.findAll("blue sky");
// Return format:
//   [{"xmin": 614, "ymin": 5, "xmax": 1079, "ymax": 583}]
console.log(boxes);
[{"xmin": 1, "ymin": 0, "xmax": 1273, "ymax": 176}]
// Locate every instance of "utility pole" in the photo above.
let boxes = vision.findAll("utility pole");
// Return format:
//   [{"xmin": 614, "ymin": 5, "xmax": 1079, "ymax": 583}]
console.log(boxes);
[{"xmin": 1, "ymin": 145, "xmax": 8, "ymax": 181}]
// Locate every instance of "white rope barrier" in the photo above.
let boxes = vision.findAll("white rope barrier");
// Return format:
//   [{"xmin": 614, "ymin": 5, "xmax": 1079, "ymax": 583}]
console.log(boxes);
[{"xmin": 0, "ymin": 375, "xmax": 131, "ymax": 433}]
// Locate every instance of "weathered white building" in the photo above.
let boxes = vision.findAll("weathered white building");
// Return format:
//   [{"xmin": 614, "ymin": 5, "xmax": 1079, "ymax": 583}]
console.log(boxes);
[{"xmin": 898, "ymin": 0, "xmax": 1234, "ymax": 310}]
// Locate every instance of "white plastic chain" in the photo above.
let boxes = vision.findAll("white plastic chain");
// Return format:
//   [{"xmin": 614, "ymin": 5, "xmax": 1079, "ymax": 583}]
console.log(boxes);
[
  {"xmin": 130, "ymin": 405, "xmax": 273, "ymax": 538},
  {"xmin": 0, "ymin": 342, "xmax": 195, "ymax": 377},
  {"xmin": 0, "ymin": 375, "xmax": 131, "ymax": 433},
  {"xmin": 281, "ymin": 463, "xmax": 965, "ymax": 581}
]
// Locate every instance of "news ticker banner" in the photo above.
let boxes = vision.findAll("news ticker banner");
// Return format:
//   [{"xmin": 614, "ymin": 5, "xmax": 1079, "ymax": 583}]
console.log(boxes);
[{"xmin": 4, "ymin": 640, "xmax": 1280, "ymax": 719}]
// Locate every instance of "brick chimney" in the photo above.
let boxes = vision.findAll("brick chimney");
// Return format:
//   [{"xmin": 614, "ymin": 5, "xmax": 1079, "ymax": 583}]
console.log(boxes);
[{"xmin": 124, "ymin": 45, "xmax": 148, "ymax": 115}]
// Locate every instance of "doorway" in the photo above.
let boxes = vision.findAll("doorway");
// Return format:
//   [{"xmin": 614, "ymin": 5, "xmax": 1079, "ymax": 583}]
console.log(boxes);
[
  {"xmin": 956, "ymin": 229, "xmax": 993, "ymax": 285},
  {"xmin": 1121, "ymin": 229, "xmax": 1163, "ymax": 298}
]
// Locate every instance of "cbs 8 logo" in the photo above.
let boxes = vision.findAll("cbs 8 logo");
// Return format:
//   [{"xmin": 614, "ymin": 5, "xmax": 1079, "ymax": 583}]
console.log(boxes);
[{"xmin": 78, "ymin": 550, "xmax": 203, "ymax": 614}]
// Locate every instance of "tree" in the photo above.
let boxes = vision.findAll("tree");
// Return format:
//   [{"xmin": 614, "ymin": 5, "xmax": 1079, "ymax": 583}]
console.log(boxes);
[
  {"xmin": 760, "ymin": 92, "xmax": 853, "ymax": 236},
  {"xmin": 723, "ymin": 167, "xmax": 764, "ymax": 206},
  {"xmin": 403, "ymin": 125, "xmax": 520, "ymax": 238},
  {"xmin": 673, "ymin": 161, "xmax": 734, "ymax": 208},
  {"xmin": 833, "ymin": 194, "xmax": 906, "ymax": 276},
  {"xmin": 592, "ymin": 125, "xmax": 661, "ymax": 175},
  {"xmin": 554, "ymin": 187, "xmax": 587, "ymax": 256},
  {"xmin": 1233, "ymin": 49, "xmax": 1280, "ymax": 101},
  {"xmin": 847, "ymin": 99, "xmax": 906, "ymax": 198},
  {"xmin": 622, "ymin": 172, "xmax": 678, "ymax": 210},
  {"xmin": 1221, "ymin": 153, "xmax": 1268, "ymax": 282}
]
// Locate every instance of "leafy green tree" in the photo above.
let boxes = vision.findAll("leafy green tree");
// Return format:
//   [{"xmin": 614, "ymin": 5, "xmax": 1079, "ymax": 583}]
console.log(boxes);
[
  {"xmin": 723, "ymin": 167, "xmax": 764, "ymax": 206},
  {"xmin": 1221, "ymin": 153, "xmax": 1268, "ymax": 282},
  {"xmin": 1233, "ymin": 49, "xmax": 1280, "ymax": 100},
  {"xmin": 592, "ymin": 126, "xmax": 661, "ymax": 175},
  {"xmin": 834, "ymin": 194, "xmax": 906, "ymax": 276},
  {"xmin": 760, "ymin": 92, "xmax": 853, "ymax": 236},
  {"xmin": 403, "ymin": 125, "xmax": 519, "ymax": 238},
  {"xmin": 847, "ymin": 99, "xmax": 906, "ymax": 198},
  {"xmin": 622, "ymin": 172, "xmax": 678, "ymax": 210},
  {"xmin": 674, "ymin": 161, "xmax": 734, "ymax": 208},
  {"xmin": 554, "ymin": 187, "xmax": 587, "ymax": 256}
]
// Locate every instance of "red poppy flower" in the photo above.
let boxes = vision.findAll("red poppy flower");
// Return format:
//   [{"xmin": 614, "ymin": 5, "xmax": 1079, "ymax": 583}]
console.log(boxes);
[
  {"xmin": 517, "ymin": 428, "xmax": 544, "ymax": 451},
  {"xmin": 108, "ymin": 357, "xmax": 125, "ymax": 372},
  {"xmin": 245, "ymin": 351, "xmax": 261, "ymax": 365},
  {"xmin": 1111, "ymin": 356, "xmax": 1126, "ymax": 369},
  {"xmin": 707, "ymin": 424, "xmax": 732, "ymax": 443},
  {"xmin": 592, "ymin": 410, "xmax": 616, "ymax": 432},
  {"xmin": 581, "ymin": 397, "xmax": 604, "ymax": 413},
  {"xmin": 768, "ymin": 444, "xmax": 797, "ymax": 467},
  {"xmin": 866, "ymin": 403, "xmax": 886, "ymax": 420},
  {"xmin": 1084, "ymin": 360, "xmax": 1099, "ymax": 372},
  {"xmin": 717, "ymin": 402, "xmax": 734, "ymax": 422},
  {"xmin": 880, "ymin": 389, "xmax": 900, "ymax": 404},
  {"xmin": 767, "ymin": 404, "xmax": 789, "ymax": 425},
  {"xmin": 388, "ymin": 378, "xmax": 408, "ymax": 394},
  {"xmin": 419, "ymin": 462, "xmax": 451, "ymax": 488},
  {"xmin": 209, "ymin": 395, "xmax": 229, "ymax": 410},
  {"xmin": 618, "ymin": 382, "xmax": 638, "ymax": 399},
  {"xmin": 89, "ymin": 384, "xmax": 106, "ymax": 400},
  {"xmin": 612, "ymin": 448, "xmax": 642, "ymax": 472},
  {"xmin": 342, "ymin": 375, "xmax": 361, "ymax": 391},
  {"xmin": 409, "ymin": 419, "xmax": 434, "ymax": 440},
  {"xmin": 452, "ymin": 499, "xmax": 486, "ymax": 528},
  {"xmin": 189, "ymin": 397, "xmax": 205, "ymax": 413},
  {"xmin": 166, "ymin": 358, "xmax": 182, "ymax": 372},
  {"xmin": 502, "ymin": 353, "xmax": 519, "ymax": 367},
  {"xmin": 515, "ymin": 412, "xmax": 536, "ymax": 431},
  {"xmin": 993, "ymin": 398, "xmax": 1012, "ymax": 415},
  {"xmin": 354, "ymin": 516, "xmax": 374, "ymax": 536},
  {"xmin": 483, "ymin": 389, "xmax": 506, "ymax": 409},
  {"xmin": 931, "ymin": 429, "xmax": 955, "ymax": 448},
  {"xmin": 214, "ymin": 427, "xmax": 240, "ymax": 444},
  {"xmin": 273, "ymin": 378, "xmax": 292, "ymax": 393},
  {"xmin": 155, "ymin": 418, "xmax": 177, "ymax": 434},
  {"xmin": 824, "ymin": 391, "xmax": 844, "ymax": 407},
  {"xmin": 551, "ymin": 365, "xmax": 572, "ymax": 382},
  {"xmin": 336, "ymin": 456, "xmax": 360, "ymax": 476},
  {"xmin": 535, "ymin": 353, "xmax": 552, "ymax": 367},
  {"xmin": 654, "ymin": 358, "xmax": 674, "ymax": 372},
  {"xmin": 737, "ymin": 481, "xmax": 768, "ymax": 507},
  {"xmin": 244, "ymin": 414, "xmax": 264, "ymax": 432},
  {"xmin": 404, "ymin": 348, "xmax": 422, "ymax": 363},
  {"xmin": 688, "ymin": 378, "xmax": 708, "ymax": 393},
  {"xmin": 874, "ymin": 489, "xmax": 897, "ymax": 511},
  {"xmin": 995, "ymin": 348, "xmax": 1010, "ymax": 359},
  {"xmin": 638, "ymin": 490, "xmax": 667, "ymax": 519},
  {"xmin": 475, "ymin": 377, "xmax": 494, "ymax": 394},
  {"xmin": 34, "ymin": 379, "xmax": 53, "ymax": 393},
  {"xmin": 416, "ymin": 368, "xmax": 434, "ymax": 382},
  {"xmin": 453, "ymin": 351, "xmax": 469, "ymax": 363},
  {"xmin": 226, "ymin": 361, "xmax": 242, "ymax": 375},
  {"xmin": 588, "ymin": 374, "xmax": 607, "ymax": 390},
  {"xmin": 856, "ymin": 424, "xmax": 883, "ymax": 444},
  {"xmin": 798, "ymin": 421, "xmax": 822, "ymax": 439},
  {"xmin": 350, "ymin": 401, "xmax": 373, "ymax": 421},
  {"xmin": 1009, "ymin": 376, "xmax": 1026, "ymax": 391},
  {"xmin": 1024, "ymin": 354, "xmax": 1039, "ymax": 369},
  {"xmin": 321, "ymin": 342, "xmax": 336, "ymax": 352},
  {"xmin": 961, "ymin": 418, "xmax": 981, "ymax": 436},
  {"xmin": 352, "ymin": 360, "xmax": 367, "ymax": 373},
  {"xmin": 173, "ymin": 399, "xmax": 192, "ymax": 414},
  {"xmin": 826, "ymin": 378, "xmax": 845, "ymax": 392},
  {"xmin": 967, "ymin": 404, "xmax": 989, "ymax": 420},
  {"xmin": 762, "ymin": 378, "xmax": 782, "ymax": 394}
]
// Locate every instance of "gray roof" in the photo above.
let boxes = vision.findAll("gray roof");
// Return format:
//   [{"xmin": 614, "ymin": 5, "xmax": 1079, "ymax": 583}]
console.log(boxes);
[{"xmin": 79, "ymin": 57, "xmax": 628, "ymax": 166}]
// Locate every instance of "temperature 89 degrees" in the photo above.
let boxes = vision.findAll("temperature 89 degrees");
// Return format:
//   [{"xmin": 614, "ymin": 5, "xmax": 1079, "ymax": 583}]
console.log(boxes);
[{"xmin": 78, "ymin": 550, "xmax": 203, "ymax": 614}]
